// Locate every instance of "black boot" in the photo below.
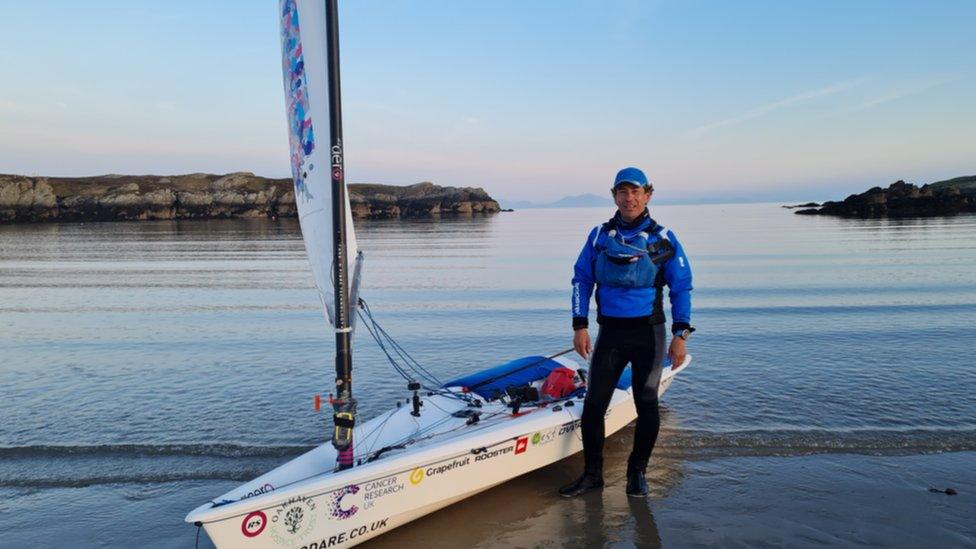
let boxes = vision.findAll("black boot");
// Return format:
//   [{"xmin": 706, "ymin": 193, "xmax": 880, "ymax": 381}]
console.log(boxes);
[
  {"xmin": 625, "ymin": 464, "xmax": 649, "ymax": 497},
  {"xmin": 558, "ymin": 472, "xmax": 604, "ymax": 498}
]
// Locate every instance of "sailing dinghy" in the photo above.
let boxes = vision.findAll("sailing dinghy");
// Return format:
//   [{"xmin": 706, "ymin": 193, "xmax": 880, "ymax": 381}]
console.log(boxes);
[{"xmin": 185, "ymin": 1, "xmax": 692, "ymax": 547}]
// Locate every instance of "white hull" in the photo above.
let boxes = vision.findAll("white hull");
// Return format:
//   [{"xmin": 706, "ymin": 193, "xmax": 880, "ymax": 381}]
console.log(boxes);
[{"xmin": 186, "ymin": 356, "xmax": 690, "ymax": 548}]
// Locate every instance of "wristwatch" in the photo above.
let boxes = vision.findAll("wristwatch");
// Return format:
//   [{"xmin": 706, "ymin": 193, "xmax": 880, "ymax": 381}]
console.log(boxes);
[{"xmin": 674, "ymin": 327, "xmax": 695, "ymax": 341}]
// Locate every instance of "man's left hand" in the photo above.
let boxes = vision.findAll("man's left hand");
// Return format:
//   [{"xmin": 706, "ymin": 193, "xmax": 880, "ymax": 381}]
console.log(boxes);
[{"xmin": 668, "ymin": 336, "xmax": 687, "ymax": 367}]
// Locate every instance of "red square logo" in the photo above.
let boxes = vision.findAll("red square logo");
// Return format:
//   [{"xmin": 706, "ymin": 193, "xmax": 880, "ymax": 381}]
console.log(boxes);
[{"xmin": 515, "ymin": 436, "xmax": 528, "ymax": 455}]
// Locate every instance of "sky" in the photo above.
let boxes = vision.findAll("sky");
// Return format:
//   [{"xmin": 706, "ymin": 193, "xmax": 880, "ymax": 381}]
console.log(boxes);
[{"xmin": 1, "ymin": 1, "xmax": 974, "ymax": 203}]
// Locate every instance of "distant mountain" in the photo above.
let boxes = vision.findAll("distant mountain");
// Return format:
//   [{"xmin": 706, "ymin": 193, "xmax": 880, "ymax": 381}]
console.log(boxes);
[{"xmin": 500, "ymin": 193, "xmax": 613, "ymax": 209}]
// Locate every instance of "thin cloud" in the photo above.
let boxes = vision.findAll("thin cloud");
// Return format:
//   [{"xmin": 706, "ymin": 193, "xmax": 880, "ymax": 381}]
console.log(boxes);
[
  {"xmin": 685, "ymin": 78, "xmax": 869, "ymax": 139},
  {"xmin": 0, "ymin": 98, "xmax": 28, "ymax": 114},
  {"xmin": 856, "ymin": 76, "xmax": 956, "ymax": 110}
]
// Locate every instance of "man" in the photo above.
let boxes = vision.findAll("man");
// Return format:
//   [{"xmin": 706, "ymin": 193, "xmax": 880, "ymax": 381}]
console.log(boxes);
[{"xmin": 560, "ymin": 166, "xmax": 694, "ymax": 498}]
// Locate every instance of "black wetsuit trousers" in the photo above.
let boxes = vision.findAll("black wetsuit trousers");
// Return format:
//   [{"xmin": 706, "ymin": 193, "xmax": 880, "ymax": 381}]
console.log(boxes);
[{"xmin": 581, "ymin": 322, "xmax": 666, "ymax": 475}]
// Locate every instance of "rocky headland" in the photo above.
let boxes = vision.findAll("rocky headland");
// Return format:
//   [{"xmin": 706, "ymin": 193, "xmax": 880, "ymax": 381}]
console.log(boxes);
[
  {"xmin": 0, "ymin": 173, "xmax": 501, "ymax": 223},
  {"xmin": 795, "ymin": 176, "xmax": 976, "ymax": 218}
]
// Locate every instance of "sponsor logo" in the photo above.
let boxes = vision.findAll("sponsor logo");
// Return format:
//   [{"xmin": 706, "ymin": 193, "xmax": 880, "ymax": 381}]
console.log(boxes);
[
  {"xmin": 241, "ymin": 510, "xmax": 267, "ymax": 538},
  {"xmin": 331, "ymin": 143, "xmax": 343, "ymax": 181},
  {"xmin": 426, "ymin": 456, "xmax": 471, "ymax": 477},
  {"xmin": 558, "ymin": 419, "xmax": 582, "ymax": 436},
  {"xmin": 532, "ymin": 428, "xmax": 557, "ymax": 446},
  {"xmin": 474, "ymin": 445, "xmax": 513, "ymax": 462},
  {"xmin": 269, "ymin": 495, "xmax": 317, "ymax": 544},
  {"xmin": 362, "ymin": 476, "xmax": 403, "ymax": 509},
  {"xmin": 515, "ymin": 437, "xmax": 528, "ymax": 455},
  {"xmin": 328, "ymin": 485, "xmax": 359, "ymax": 520},
  {"xmin": 322, "ymin": 477, "xmax": 403, "ymax": 519},
  {"xmin": 298, "ymin": 518, "xmax": 389, "ymax": 549},
  {"xmin": 241, "ymin": 482, "xmax": 275, "ymax": 500},
  {"xmin": 411, "ymin": 447, "xmax": 518, "ymax": 488},
  {"xmin": 409, "ymin": 467, "xmax": 425, "ymax": 485}
]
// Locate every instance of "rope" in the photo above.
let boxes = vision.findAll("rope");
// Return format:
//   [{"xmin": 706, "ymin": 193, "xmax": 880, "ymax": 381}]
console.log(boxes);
[
  {"xmin": 346, "ymin": 299, "xmax": 583, "ymax": 462},
  {"xmin": 356, "ymin": 299, "xmax": 472, "ymax": 404},
  {"xmin": 357, "ymin": 300, "xmax": 442, "ymax": 388},
  {"xmin": 366, "ymin": 302, "xmax": 442, "ymax": 385},
  {"xmin": 354, "ymin": 407, "xmax": 400, "ymax": 457}
]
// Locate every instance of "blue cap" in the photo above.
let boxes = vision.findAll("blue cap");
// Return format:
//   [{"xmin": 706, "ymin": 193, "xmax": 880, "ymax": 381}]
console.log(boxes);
[{"xmin": 613, "ymin": 167, "xmax": 649, "ymax": 189}]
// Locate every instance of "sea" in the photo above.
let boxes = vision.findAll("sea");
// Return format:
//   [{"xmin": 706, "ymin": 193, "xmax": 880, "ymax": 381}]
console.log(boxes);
[{"xmin": 1, "ymin": 204, "xmax": 975, "ymax": 547}]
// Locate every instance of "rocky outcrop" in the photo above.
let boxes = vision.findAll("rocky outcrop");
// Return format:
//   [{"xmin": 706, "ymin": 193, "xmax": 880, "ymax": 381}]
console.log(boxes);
[
  {"xmin": 347, "ymin": 182, "xmax": 500, "ymax": 218},
  {"xmin": 0, "ymin": 173, "xmax": 500, "ymax": 223},
  {"xmin": 0, "ymin": 176, "xmax": 59, "ymax": 222},
  {"xmin": 795, "ymin": 179, "xmax": 976, "ymax": 218}
]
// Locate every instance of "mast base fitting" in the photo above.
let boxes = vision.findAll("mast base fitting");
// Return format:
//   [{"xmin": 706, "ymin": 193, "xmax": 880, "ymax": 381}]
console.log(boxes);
[
  {"xmin": 411, "ymin": 393, "xmax": 423, "ymax": 417},
  {"xmin": 331, "ymin": 397, "xmax": 357, "ymax": 451}
]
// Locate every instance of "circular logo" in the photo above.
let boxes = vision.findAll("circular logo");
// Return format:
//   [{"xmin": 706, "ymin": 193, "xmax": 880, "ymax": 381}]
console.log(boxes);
[
  {"xmin": 328, "ymin": 485, "xmax": 360, "ymax": 520},
  {"xmin": 532, "ymin": 432, "xmax": 541, "ymax": 445},
  {"xmin": 268, "ymin": 496, "xmax": 318, "ymax": 543},
  {"xmin": 409, "ymin": 468, "xmax": 425, "ymax": 485},
  {"xmin": 241, "ymin": 510, "xmax": 267, "ymax": 538}
]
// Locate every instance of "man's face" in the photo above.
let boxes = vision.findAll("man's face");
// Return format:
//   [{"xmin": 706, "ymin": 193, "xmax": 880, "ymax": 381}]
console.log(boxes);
[{"xmin": 613, "ymin": 184, "xmax": 651, "ymax": 221}]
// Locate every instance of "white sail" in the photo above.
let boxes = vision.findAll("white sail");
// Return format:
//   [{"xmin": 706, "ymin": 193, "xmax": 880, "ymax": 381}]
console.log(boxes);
[{"xmin": 280, "ymin": 0, "xmax": 360, "ymax": 327}]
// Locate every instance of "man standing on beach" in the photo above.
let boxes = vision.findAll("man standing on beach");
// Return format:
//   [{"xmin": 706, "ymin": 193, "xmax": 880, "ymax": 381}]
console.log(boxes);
[{"xmin": 561, "ymin": 167, "xmax": 694, "ymax": 498}]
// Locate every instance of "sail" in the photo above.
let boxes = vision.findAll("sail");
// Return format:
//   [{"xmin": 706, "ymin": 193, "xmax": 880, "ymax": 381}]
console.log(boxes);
[{"xmin": 280, "ymin": 0, "xmax": 360, "ymax": 327}]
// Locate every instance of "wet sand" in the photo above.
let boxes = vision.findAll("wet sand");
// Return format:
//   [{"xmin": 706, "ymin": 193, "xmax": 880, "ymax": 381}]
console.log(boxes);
[{"xmin": 4, "ymin": 433, "xmax": 973, "ymax": 548}]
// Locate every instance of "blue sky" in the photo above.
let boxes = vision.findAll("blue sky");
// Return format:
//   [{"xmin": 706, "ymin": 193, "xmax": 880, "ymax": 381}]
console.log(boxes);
[{"xmin": 1, "ymin": 1, "xmax": 973, "ymax": 203}]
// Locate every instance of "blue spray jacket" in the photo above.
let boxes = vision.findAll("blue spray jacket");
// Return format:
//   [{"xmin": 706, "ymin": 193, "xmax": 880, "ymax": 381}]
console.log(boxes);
[{"xmin": 572, "ymin": 211, "xmax": 693, "ymax": 334}]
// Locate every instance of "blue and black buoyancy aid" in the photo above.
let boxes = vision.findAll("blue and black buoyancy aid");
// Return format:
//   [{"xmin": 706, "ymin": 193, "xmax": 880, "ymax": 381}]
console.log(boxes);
[
  {"xmin": 593, "ymin": 216, "xmax": 675, "ymax": 289},
  {"xmin": 572, "ymin": 210, "xmax": 693, "ymax": 332}
]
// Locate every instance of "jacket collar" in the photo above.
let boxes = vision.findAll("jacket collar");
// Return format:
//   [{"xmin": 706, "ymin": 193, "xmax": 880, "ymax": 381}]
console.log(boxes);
[{"xmin": 610, "ymin": 209, "xmax": 656, "ymax": 232}]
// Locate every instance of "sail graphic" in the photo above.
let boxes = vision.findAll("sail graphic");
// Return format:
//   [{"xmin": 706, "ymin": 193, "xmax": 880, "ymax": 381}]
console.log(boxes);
[{"xmin": 280, "ymin": 0, "xmax": 360, "ymax": 327}]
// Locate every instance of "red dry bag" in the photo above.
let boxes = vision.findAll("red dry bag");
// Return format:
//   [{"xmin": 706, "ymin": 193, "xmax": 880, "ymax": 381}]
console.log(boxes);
[{"xmin": 541, "ymin": 367, "xmax": 578, "ymax": 399}]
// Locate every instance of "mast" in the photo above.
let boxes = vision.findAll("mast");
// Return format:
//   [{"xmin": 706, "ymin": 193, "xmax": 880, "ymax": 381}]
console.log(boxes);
[{"xmin": 325, "ymin": 0, "xmax": 356, "ymax": 470}]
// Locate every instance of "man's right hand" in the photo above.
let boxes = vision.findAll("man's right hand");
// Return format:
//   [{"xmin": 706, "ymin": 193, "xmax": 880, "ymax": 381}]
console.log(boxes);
[{"xmin": 573, "ymin": 328, "xmax": 592, "ymax": 360}]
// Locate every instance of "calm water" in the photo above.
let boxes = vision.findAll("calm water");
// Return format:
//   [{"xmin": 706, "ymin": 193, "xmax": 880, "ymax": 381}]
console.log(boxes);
[{"xmin": 2, "ymin": 204, "xmax": 975, "ymax": 546}]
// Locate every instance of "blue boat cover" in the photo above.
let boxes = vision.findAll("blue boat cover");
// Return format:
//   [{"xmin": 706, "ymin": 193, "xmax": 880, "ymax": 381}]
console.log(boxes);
[
  {"xmin": 617, "ymin": 367, "xmax": 632, "ymax": 390},
  {"xmin": 443, "ymin": 356, "xmax": 565, "ymax": 400},
  {"xmin": 443, "ymin": 357, "xmax": 669, "ymax": 399},
  {"xmin": 616, "ymin": 357, "xmax": 673, "ymax": 391}
]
